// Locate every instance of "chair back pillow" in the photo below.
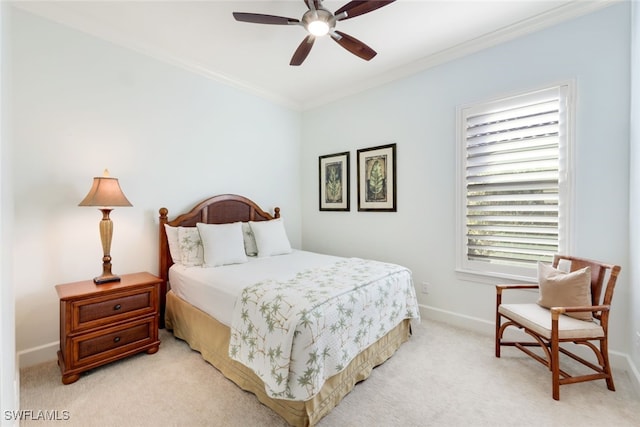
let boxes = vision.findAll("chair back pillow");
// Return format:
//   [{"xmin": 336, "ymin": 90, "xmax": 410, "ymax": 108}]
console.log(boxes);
[{"xmin": 537, "ymin": 262, "xmax": 592, "ymax": 321}]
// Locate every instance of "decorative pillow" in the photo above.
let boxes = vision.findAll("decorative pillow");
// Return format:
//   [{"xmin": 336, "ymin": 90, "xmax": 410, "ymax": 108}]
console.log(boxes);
[
  {"xmin": 196, "ymin": 222, "xmax": 248, "ymax": 267},
  {"xmin": 242, "ymin": 222, "xmax": 258, "ymax": 257},
  {"xmin": 164, "ymin": 224, "xmax": 181, "ymax": 264},
  {"xmin": 177, "ymin": 226, "xmax": 203, "ymax": 267},
  {"xmin": 537, "ymin": 262, "xmax": 592, "ymax": 321},
  {"xmin": 249, "ymin": 219, "xmax": 292, "ymax": 257}
]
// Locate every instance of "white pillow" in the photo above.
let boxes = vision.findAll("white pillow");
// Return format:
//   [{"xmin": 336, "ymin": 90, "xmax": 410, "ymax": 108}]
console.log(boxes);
[
  {"xmin": 177, "ymin": 226, "xmax": 203, "ymax": 267},
  {"xmin": 249, "ymin": 219, "xmax": 292, "ymax": 257},
  {"xmin": 242, "ymin": 222, "xmax": 258, "ymax": 257},
  {"xmin": 197, "ymin": 222, "xmax": 248, "ymax": 267},
  {"xmin": 164, "ymin": 224, "xmax": 181, "ymax": 264}
]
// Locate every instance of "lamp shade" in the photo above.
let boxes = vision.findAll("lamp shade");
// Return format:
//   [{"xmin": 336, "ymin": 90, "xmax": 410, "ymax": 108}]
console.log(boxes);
[{"xmin": 78, "ymin": 175, "xmax": 132, "ymax": 207}]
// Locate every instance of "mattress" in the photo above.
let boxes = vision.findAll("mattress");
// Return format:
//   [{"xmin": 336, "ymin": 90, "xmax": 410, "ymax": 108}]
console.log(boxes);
[{"xmin": 168, "ymin": 250, "xmax": 342, "ymax": 326}]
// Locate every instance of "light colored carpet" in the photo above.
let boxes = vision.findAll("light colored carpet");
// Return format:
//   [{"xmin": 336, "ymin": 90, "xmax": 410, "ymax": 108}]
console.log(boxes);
[{"xmin": 20, "ymin": 319, "xmax": 639, "ymax": 426}]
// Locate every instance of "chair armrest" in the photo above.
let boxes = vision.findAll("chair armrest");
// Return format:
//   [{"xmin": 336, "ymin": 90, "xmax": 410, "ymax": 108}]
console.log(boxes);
[
  {"xmin": 550, "ymin": 305, "xmax": 610, "ymax": 314},
  {"xmin": 496, "ymin": 284, "xmax": 539, "ymax": 290},
  {"xmin": 496, "ymin": 284, "xmax": 539, "ymax": 295}
]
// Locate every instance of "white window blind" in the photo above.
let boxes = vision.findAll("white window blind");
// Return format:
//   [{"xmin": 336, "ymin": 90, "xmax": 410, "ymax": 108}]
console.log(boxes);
[{"xmin": 457, "ymin": 84, "xmax": 572, "ymax": 279}]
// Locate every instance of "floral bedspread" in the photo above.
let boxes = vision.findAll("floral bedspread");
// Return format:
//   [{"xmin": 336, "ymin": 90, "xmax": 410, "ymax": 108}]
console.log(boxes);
[{"xmin": 229, "ymin": 258, "xmax": 420, "ymax": 401}]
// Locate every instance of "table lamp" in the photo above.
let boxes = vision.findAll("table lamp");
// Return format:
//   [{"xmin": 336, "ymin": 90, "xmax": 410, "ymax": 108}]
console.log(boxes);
[{"xmin": 79, "ymin": 169, "xmax": 132, "ymax": 284}]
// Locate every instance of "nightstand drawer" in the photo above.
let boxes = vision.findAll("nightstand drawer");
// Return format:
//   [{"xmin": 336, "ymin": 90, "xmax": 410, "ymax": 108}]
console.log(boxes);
[
  {"xmin": 73, "ymin": 317, "xmax": 155, "ymax": 367},
  {"xmin": 70, "ymin": 285, "xmax": 157, "ymax": 332}
]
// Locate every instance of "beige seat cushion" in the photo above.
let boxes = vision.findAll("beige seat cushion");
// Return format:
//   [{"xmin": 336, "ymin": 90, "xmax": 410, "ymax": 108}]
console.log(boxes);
[
  {"xmin": 537, "ymin": 262, "xmax": 592, "ymax": 321},
  {"xmin": 498, "ymin": 303, "xmax": 604, "ymax": 340}
]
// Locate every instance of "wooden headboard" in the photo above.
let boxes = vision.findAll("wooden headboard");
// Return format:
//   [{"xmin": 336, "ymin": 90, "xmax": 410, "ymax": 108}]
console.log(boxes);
[{"xmin": 158, "ymin": 194, "xmax": 280, "ymax": 327}]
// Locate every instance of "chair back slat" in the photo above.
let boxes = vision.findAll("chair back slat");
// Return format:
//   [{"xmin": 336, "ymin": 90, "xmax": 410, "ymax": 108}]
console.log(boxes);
[{"xmin": 552, "ymin": 255, "xmax": 620, "ymax": 322}]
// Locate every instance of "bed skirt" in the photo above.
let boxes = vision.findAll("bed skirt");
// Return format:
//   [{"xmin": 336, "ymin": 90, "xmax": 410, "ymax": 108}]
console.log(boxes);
[{"xmin": 164, "ymin": 290, "xmax": 411, "ymax": 427}]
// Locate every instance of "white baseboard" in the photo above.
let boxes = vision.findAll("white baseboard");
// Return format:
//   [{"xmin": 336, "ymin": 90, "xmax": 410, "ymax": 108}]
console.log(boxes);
[
  {"xmin": 419, "ymin": 303, "xmax": 640, "ymax": 397},
  {"xmin": 17, "ymin": 341, "xmax": 58, "ymax": 369},
  {"xmin": 624, "ymin": 352, "xmax": 640, "ymax": 398},
  {"xmin": 419, "ymin": 304, "xmax": 494, "ymax": 335}
]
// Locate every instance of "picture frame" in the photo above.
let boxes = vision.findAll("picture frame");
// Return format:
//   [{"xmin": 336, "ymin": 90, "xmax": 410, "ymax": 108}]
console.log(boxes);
[
  {"xmin": 319, "ymin": 151, "xmax": 350, "ymax": 211},
  {"xmin": 357, "ymin": 143, "xmax": 396, "ymax": 212}
]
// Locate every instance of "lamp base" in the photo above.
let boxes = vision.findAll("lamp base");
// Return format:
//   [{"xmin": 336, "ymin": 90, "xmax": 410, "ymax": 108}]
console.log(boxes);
[{"xmin": 93, "ymin": 274, "xmax": 121, "ymax": 285}]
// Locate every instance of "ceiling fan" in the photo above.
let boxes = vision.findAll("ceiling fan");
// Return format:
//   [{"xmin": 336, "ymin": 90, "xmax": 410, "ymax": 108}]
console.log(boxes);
[{"xmin": 233, "ymin": 0, "xmax": 396, "ymax": 66}]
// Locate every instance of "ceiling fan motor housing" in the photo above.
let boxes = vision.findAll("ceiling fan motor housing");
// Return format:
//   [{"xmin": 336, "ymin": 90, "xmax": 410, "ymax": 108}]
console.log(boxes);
[{"xmin": 302, "ymin": 8, "xmax": 336, "ymax": 35}]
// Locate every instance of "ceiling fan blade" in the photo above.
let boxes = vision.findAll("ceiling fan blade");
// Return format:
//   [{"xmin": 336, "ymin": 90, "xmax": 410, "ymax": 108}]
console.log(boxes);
[
  {"xmin": 290, "ymin": 35, "xmax": 316, "ymax": 66},
  {"xmin": 331, "ymin": 30, "xmax": 377, "ymax": 61},
  {"xmin": 232, "ymin": 12, "xmax": 299, "ymax": 25},
  {"xmin": 335, "ymin": 0, "xmax": 396, "ymax": 20}
]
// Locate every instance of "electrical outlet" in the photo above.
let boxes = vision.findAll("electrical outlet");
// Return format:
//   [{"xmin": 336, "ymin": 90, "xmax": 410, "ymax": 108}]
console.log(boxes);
[
  {"xmin": 636, "ymin": 331, "xmax": 640, "ymax": 348},
  {"xmin": 421, "ymin": 282, "xmax": 430, "ymax": 294}
]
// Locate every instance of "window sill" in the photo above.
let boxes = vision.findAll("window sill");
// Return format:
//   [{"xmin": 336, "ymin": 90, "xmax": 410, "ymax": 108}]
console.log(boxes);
[{"xmin": 455, "ymin": 268, "xmax": 537, "ymax": 285}]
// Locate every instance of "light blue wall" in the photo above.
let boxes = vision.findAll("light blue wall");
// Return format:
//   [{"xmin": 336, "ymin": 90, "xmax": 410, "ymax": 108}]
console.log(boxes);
[
  {"xmin": 630, "ymin": 0, "xmax": 640, "ymax": 378},
  {"xmin": 10, "ymin": 8, "xmax": 302, "ymax": 363},
  {"xmin": 302, "ymin": 3, "xmax": 632, "ymax": 357}
]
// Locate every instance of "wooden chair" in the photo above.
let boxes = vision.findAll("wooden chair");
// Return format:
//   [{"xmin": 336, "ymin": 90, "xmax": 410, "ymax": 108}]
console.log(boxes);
[{"xmin": 495, "ymin": 254, "xmax": 621, "ymax": 400}]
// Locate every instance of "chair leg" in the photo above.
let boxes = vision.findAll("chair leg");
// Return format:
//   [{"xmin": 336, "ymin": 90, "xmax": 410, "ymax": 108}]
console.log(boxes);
[
  {"xmin": 551, "ymin": 317, "xmax": 560, "ymax": 400},
  {"xmin": 495, "ymin": 292, "xmax": 502, "ymax": 358},
  {"xmin": 601, "ymin": 338, "xmax": 616, "ymax": 391},
  {"xmin": 495, "ymin": 314, "xmax": 502, "ymax": 358}
]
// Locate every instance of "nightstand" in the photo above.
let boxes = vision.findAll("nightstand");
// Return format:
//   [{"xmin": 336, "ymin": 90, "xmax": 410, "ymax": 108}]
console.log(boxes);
[{"xmin": 56, "ymin": 272, "xmax": 162, "ymax": 385}]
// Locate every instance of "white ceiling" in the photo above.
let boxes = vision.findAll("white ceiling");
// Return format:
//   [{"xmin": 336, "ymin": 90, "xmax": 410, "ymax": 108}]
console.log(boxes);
[{"xmin": 13, "ymin": 1, "xmax": 616, "ymax": 110}]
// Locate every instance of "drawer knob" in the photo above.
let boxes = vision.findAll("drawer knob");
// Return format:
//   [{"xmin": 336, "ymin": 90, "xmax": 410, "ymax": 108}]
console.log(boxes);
[
  {"xmin": 113, "ymin": 336, "xmax": 121, "ymax": 343},
  {"xmin": 113, "ymin": 304, "xmax": 122, "ymax": 311}
]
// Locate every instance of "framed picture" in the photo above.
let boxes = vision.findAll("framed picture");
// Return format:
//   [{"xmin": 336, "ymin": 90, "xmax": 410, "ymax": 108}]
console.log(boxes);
[
  {"xmin": 357, "ymin": 143, "xmax": 396, "ymax": 212},
  {"xmin": 319, "ymin": 151, "xmax": 350, "ymax": 211}
]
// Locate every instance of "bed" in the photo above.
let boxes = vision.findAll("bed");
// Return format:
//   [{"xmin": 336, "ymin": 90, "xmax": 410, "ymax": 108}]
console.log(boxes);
[{"xmin": 158, "ymin": 194, "xmax": 420, "ymax": 426}]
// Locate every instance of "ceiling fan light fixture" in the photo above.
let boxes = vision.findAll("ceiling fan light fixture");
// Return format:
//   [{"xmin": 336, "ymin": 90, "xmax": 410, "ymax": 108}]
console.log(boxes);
[
  {"xmin": 302, "ymin": 8, "xmax": 334, "ymax": 37},
  {"xmin": 308, "ymin": 19, "xmax": 330, "ymax": 36}
]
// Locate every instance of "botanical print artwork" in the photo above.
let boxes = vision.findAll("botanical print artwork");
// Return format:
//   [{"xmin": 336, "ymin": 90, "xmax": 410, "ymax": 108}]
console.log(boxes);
[
  {"xmin": 325, "ymin": 161, "xmax": 343, "ymax": 203},
  {"xmin": 357, "ymin": 143, "xmax": 396, "ymax": 211},
  {"xmin": 319, "ymin": 151, "xmax": 350, "ymax": 211},
  {"xmin": 365, "ymin": 155, "xmax": 387, "ymax": 202}
]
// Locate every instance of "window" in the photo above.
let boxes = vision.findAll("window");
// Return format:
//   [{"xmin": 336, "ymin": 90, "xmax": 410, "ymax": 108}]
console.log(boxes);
[{"xmin": 456, "ymin": 83, "xmax": 574, "ymax": 280}]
